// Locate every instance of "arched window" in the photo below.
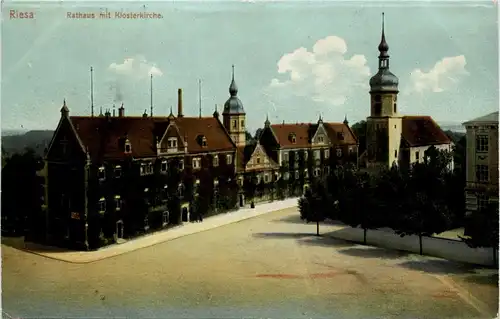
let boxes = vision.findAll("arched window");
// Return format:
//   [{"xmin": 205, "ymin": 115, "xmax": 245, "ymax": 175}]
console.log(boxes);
[
  {"xmin": 393, "ymin": 103, "xmax": 397, "ymax": 113},
  {"xmin": 374, "ymin": 103, "xmax": 382, "ymax": 116}
]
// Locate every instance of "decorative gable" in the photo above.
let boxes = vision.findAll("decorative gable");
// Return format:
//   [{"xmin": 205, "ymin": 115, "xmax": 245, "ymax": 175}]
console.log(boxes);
[
  {"xmin": 311, "ymin": 123, "xmax": 330, "ymax": 146},
  {"xmin": 245, "ymin": 143, "xmax": 279, "ymax": 171},
  {"xmin": 46, "ymin": 116, "xmax": 86, "ymax": 161},
  {"xmin": 158, "ymin": 122, "xmax": 184, "ymax": 154}
]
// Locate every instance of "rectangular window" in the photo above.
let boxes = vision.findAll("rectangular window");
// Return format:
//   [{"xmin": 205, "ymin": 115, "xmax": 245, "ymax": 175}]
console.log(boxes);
[
  {"xmin": 140, "ymin": 162, "xmax": 153, "ymax": 176},
  {"xmin": 476, "ymin": 135, "xmax": 489, "ymax": 152},
  {"xmin": 304, "ymin": 169, "xmax": 309, "ymax": 178},
  {"xmin": 192, "ymin": 157, "xmax": 201, "ymax": 169},
  {"xmin": 114, "ymin": 165, "xmax": 121, "ymax": 178},
  {"xmin": 394, "ymin": 150, "xmax": 398, "ymax": 158},
  {"xmin": 256, "ymin": 157, "xmax": 261, "ymax": 164},
  {"xmin": 284, "ymin": 172, "xmax": 290, "ymax": 180},
  {"xmin": 167, "ymin": 137, "xmax": 178, "ymax": 148},
  {"xmin": 477, "ymin": 193, "xmax": 489, "ymax": 211},
  {"xmin": 98, "ymin": 167, "xmax": 106, "ymax": 180},
  {"xmin": 226, "ymin": 154, "xmax": 233, "ymax": 165},
  {"xmin": 283, "ymin": 152, "xmax": 289, "ymax": 162},
  {"xmin": 241, "ymin": 120, "xmax": 245, "ymax": 128},
  {"xmin": 314, "ymin": 150, "xmax": 320, "ymax": 160},
  {"xmin": 336, "ymin": 149, "xmax": 342, "ymax": 157},
  {"xmin": 114, "ymin": 195, "xmax": 122, "ymax": 211},
  {"xmin": 318, "ymin": 136, "xmax": 324, "ymax": 143},
  {"xmin": 295, "ymin": 152, "xmax": 300, "ymax": 161},
  {"xmin": 161, "ymin": 160, "xmax": 168, "ymax": 173},
  {"xmin": 476, "ymin": 165, "xmax": 489, "ymax": 182},
  {"xmin": 233, "ymin": 120, "xmax": 237, "ymax": 129},
  {"xmin": 295, "ymin": 170, "xmax": 299, "ymax": 179},
  {"xmin": 324, "ymin": 149, "xmax": 330, "ymax": 159},
  {"xmin": 314, "ymin": 168, "xmax": 321, "ymax": 177},
  {"xmin": 264, "ymin": 174, "xmax": 270, "ymax": 183},
  {"xmin": 304, "ymin": 150, "xmax": 308, "ymax": 161},
  {"xmin": 213, "ymin": 155, "xmax": 219, "ymax": 167},
  {"xmin": 179, "ymin": 159, "xmax": 184, "ymax": 170},
  {"xmin": 415, "ymin": 151, "xmax": 420, "ymax": 161},
  {"xmin": 98, "ymin": 198, "xmax": 106, "ymax": 213},
  {"xmin": 324, "ymin": 166, "xmax": 330, "ymax": 175}
]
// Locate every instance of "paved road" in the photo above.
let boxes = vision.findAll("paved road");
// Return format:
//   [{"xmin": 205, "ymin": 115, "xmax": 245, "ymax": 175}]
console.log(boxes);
[{"xmin": 2, "ymin": 208, "xmax": 498, "ymax": 319}]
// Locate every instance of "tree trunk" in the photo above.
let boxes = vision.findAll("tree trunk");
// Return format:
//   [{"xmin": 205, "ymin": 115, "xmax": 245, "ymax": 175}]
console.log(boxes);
[
  {"xmin": 316, "ymin": 221, "xmax": 320, "ymax": 236},
  {"xmin": 419, "ymin": 234, "xmax": 423, "ymax": 255},
  {"xmin": 363, "ymin": 228, "xmax": 367, "ymax": 245}
]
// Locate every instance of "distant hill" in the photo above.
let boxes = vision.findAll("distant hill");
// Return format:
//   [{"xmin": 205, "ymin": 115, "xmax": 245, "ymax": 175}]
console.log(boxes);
[{"xmin": 2, "ymin": 130, "xmax": 54, "ymax": 156}]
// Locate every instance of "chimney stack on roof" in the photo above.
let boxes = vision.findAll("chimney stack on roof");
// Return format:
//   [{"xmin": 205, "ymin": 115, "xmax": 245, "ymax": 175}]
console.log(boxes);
[{"xmin": 177, "ymin": 88, "xmax": 184, "ymax": 118}]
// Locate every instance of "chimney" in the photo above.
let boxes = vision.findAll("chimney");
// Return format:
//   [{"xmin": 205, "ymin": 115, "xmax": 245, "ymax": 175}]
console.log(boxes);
[
  {"xmin": 118, "ymin": 103, "xmax": 125, "ymax": 117},
  {"xmin": 177, "ymin": 88, "xmax": 183, "ymax": 118}
]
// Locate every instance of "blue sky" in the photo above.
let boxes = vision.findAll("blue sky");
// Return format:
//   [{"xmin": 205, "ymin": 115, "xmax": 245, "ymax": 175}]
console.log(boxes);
[{"xmin": 1, "ymin": 0, "xmax": 498, "ymax": 133}]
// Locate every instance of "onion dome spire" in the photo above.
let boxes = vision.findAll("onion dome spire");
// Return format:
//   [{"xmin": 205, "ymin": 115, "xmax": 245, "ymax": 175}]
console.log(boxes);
[
  {"xmin": 378, "ymin": 12, "xmax": 389, "ymax": 57},
  {"xmin": 229, "ymin": 64, "xmax": 238, "ymax": 96}
]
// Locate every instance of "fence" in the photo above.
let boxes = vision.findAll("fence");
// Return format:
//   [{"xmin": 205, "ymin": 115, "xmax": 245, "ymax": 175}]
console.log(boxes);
[{"xmin": 329, "ymin": 227, "xmax": 496, "ymax": 266}]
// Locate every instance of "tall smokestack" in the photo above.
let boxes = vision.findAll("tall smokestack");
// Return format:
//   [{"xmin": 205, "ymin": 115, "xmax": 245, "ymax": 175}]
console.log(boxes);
[
  {"xmin": 177, "ymin": 88, "xmax": 183, "ymax": 118},
  {"xmin": 118, "ymin": 103, "xmax": 125, "ymax": 117}
]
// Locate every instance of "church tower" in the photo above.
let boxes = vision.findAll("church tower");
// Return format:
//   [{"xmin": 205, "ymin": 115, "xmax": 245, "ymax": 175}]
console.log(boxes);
[
  {"xmin": 366, "ymin": 13, "xmax": 402, "ymax": 169},
  {"xmin": 222, "ymin": 65, "xmax": 246, "ymax": 147}
]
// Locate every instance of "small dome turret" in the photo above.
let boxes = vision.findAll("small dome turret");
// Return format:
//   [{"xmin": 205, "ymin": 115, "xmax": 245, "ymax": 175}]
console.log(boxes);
[{"xmin": 223, "ymin": 65, "xmax": 245, "ymax": 115}]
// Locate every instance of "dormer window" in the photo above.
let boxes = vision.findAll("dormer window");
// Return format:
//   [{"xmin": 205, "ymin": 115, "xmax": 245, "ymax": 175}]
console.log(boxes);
[
  {"xmin": 178, "ymin": 159, "xmax": 184, "ymax": 170},
  {"xmin": 337, "ymin": 132, "xmax": 344, "ymax": 140},
  {"xmin": 124, "ymin": 139, "xmax": 132, "ymax": 153},
  {"xmin": 289, "ymin": 133, "xmax": 296, "ymax": 144},
  {"xmin": 114, "ymin": 165, "xmax": 122, "ymax": 178},
  {"xmin": 168, "ymin": 137, "xmax": 178, "ymax": 148},
  {"xmin": 318, "ymin": 136, "xmax": 324, "ymax": 143},
  {"xmin": 213, "ymin": 155, "xmax": 219, "ymax": 167},
  {"xmin": 197, "ymin": 135, "xmax": 208, "ymax": 147},
  {"xmin": 336, "ymin": 148, "xmax": 342, "ymax": 157},
  {"xmin": 226, "ymin": 154, "xmax": 233, "ymax": 165},
  {"xmin": 98, "ymin": 166, "xmax": 106, "ymax": 181}
]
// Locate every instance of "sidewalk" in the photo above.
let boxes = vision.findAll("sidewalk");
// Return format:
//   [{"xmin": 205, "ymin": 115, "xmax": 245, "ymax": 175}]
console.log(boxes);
[{"xmin": 20, "ymin": 197, "xmax": 300, "ymax": 264}]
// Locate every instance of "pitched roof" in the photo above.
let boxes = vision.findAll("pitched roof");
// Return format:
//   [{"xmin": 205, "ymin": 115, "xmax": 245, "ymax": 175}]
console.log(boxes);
[
  {"xmin": 69, "ymin": 115, "xmax": 235, "ymax": 161},
  {"xmin": 270, "ymin": 123, "xmax": 315, "ymax": 149},
  {"xmin": 323, "ymin": 122, "xmax": 358, "ymax": 145},
  {"xmin": 402, "ymin": 116, "xmax": 451, "ymax": 147},
  {"xmin": 269, "ymin": 122, "xmax": 357, "ymax": 149},
  {"xmin": 463, "ymin": 111, "xmax": 499, "ymax": 125}
]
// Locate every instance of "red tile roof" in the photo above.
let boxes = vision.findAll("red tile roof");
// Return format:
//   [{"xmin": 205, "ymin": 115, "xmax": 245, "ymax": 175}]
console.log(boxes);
[
  {"xmin": 269, "ymin": 122, "xmax": 357, "ymax": 149},
  {"xmin": 69, "ymin": 115, "xmax": 235, "ymax": 161},
  {"xmin": 324, "ymin": 122, "xmax": 358, "ymax": 145},
  {"xmin": 402, "ymin": 116, "xmax": 451, "ymax": 147},
  {"xmin": 270, "ymin": 123, "xmax": 316, "ymax": 148}
]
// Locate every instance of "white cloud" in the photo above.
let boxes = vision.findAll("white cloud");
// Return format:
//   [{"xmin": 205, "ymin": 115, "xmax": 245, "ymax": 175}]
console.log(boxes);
[
  {"xmin": 407, "ymin": 55, "xmax": 469, "ymax": 94},
  {"xmin": 268, "ymin": 35, "xmax": 371, "ymax": 107},
  {"xmin": 108, "ymin": 55, "xmax": 163, "ymax": 79}
]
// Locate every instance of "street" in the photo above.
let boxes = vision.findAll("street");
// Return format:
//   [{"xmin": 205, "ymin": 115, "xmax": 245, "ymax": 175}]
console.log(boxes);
[{"xmin": 2, "ymin": 207, "xmax": 498, "ymax": 318}]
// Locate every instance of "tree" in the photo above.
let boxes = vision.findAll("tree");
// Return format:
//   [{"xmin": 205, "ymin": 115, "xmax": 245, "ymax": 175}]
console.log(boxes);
[
  {"xmin": 350, "ymin": 121, "xmax": 367, "ymax": 155},
  {"xmin": 245, "ymin": 131, "xmax": 254, "ymax": 144},
  {"xmin": 1, "ymin": 148, "xmax": 43, "ymax": 237},
  {"xmin": 298, "ymin": 181, "xmax": 329, "ymax": 236},
  {"xmin": 459, "ymin": 203, "xmax": 499, "ymax": 266}
]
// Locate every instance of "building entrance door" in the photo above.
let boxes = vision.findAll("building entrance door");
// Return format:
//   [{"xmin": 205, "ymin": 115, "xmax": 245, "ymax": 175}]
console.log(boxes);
[{"xmin": 116, "ymin": 220, "xmax": 124, "ymax": 241}]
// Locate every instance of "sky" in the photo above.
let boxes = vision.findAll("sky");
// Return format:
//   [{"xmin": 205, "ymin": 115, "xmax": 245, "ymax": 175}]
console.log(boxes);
[{"xmin": 1, "ymin": 0, "xmax": 498, "ymax": 133}]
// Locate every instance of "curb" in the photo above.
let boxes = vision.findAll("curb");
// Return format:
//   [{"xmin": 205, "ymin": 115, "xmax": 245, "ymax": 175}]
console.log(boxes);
[{"xmin": 22, "ymin": 198, "xmax": 300, "ymax": 264}]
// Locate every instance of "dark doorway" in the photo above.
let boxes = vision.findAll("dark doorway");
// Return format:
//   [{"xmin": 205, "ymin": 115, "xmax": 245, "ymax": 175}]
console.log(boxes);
[
  {"xmin": 116, "ymin": 220, "xmax": 124, "ymax": 239},
  {"xmin": 181, "ymin": 207, "xmax": 189, "ymax": 222},
  {"xmin": 239, "ymin": 194, "xmax": 244, "ymax": 207}
]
